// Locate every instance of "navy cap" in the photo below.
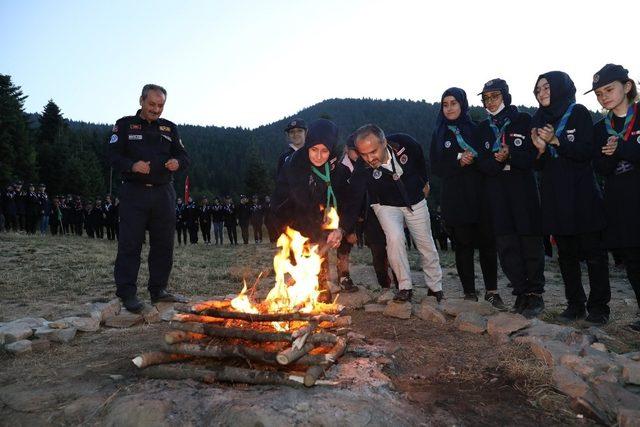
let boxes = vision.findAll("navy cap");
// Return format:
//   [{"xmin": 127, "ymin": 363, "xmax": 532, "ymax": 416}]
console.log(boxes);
[
  {"xmin": 304, "ymin": 119, "xmax": 338, "ymax": 152},
  {"xmin": 478, "ymin": 78, "xmax": 509, "ymax": 95},
  {"xmin": 284, "ymin": 118, "xmax": 307, "ymax": 132},
  {"xmin": 584, "ymin": 63, "xmax": 629, "ymax": 94}
]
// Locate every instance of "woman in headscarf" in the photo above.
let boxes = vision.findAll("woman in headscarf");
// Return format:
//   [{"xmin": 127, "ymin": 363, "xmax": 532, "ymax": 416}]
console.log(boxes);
[
  {"xmin": 430, "ymin": 87, "xmax": 501, "ymax": 307},
  {"xmin": 272, "ymin": 118, "xmax": 352, "ymax": 302},
  {"xmin": 589, "ymin": 64, "xmax": 640, "ymax": 331},
  {"xmin": 475, "ymin": 78, "xmax": 545, "ymax": 318},
  {"xmin": 530, "ymin": 71, "xmax": 610, "ymax": 324}
]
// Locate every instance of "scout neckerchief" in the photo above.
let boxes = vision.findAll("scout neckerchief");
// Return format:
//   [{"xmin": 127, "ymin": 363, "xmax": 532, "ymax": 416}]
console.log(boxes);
[
  {"xmin": 311, "ymin": 162, "xmax": 337, "ymax": 212},
  {"xmin": 447, "ymin": 125, "xmax": 478, "ymax": 156},
  {"xmin": 548, "ymin": 102, "xmax": 576, "ymax": 158},
  {"xmin": 605, "ymin": 102, "xmax": 637, "ymax": 141},
  {"xmin": 488, "ymin": 118, "xmax": 511, "ymax": 153},
  {"xmin": 373, "ymin": 147, "xmax": 413, "ymax": 211}
]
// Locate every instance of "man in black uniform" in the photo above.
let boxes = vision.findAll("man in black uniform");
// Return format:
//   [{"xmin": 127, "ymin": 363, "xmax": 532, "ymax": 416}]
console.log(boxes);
[
  {"xmin": 250, "ymin": 195, "xmax": 264, "ymax": 243},
  {"xmin": 276, "ymin": 118, "xmax": 307, "ymax": 177},
  {"xmin": 175, "ymin": 197, "xmax": 187, "ymax": 245},
  {"xmin": 237, "ymin": 194, "xmax": 251, "ymax": 244},
  {"xmin": 14, "ymin": 181, "xmax": 26, "ymax": 231},
  {"xmin": 25, "ymin": 183, "xmax": 40, "ymax": 234},
  {"xmin": 262, "ymin": 195, "xmax": 277, "ymax": 243},
  {"xmin": 199, "ymin": 197, "xmax": 212, "ymax": 245},
  {"xmin": 108, "ymin": 83, "xmax": 190, "ymax": 313},
  {"xmin": 37, "ymin": 184, "xmax": 51, "ymax": 236},
  {"xmin": 185, "ymin": 196, "xmax": 199, "ymax": 244},
  {"xmin": 211, "ymin": 197, "xmax": 225, "ymax": 245},
  {"xmin": 223, "ymin": 195, "xmax": 238, "ymax": 245},
  {"xmin": 104, "ymin": 194, "xmax": 117, "ymax": 240},
  {"xmin": 3, "ymin": 184, "xmax": 17, "ymax": 232}
]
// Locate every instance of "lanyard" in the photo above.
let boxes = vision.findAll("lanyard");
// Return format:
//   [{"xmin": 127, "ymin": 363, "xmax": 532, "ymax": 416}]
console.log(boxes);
[
  {"xmin": 447, "ymin": 125, "xmax": 478, "ymax": 156},
  {"xmin": 606, "ymin": 103, "xmax": 637, "ymax": 141},
  {"xmin": 548, "ymin": 103, "xmax": 576, "ymax": 158},
  {"xmin": 489, "ymin": 119, "xmax": 510, "ymax": 153},
  {"xmin": 311, "ymin": 163, "xmax": 337, "ymax": 212}
]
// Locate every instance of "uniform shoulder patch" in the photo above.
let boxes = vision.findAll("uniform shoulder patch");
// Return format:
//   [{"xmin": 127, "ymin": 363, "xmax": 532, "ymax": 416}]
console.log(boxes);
[
  {"xmin": 109, "ymin": 134, "xmax": 118, "ymax": 144},
  {"xmin": 130, "ymin": 124, "xmax": 142, "ymax": 130},
  {"xmin": 159, "ymin": 125, "xmax": 171, "ymax": 132}
]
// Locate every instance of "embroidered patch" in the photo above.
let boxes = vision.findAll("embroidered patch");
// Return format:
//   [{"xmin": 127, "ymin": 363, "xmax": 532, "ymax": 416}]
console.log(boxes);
[
  {"xmin": 112, "ymin": 125, "xmax": 118, "ymax": 132},
  {"xmin": 444, "ymin": 141, "xmax": 452, "ymax": 148},
  {"xmin": 130, "ymin": 124, "xmax": 141, "ymax": 130},
  {"xmin": 128, "ymin": 134, "xmax": 143, "ymax": 140},
  {"xmin": 637, "ymin": 135, "xmax": 640, "ymax": 144},
  {"xmin": 159, "ymin": 125, "xmax": 171, "ymax": 132},
  {"xmin": 566, "ymin": 129, "xmax": 576, "ymax": 134},
  {"xmin": 567, "ymin": 134, "xmax": 575, "ymax": 142},
  {"xmin": 514, "ymin": 138, "xmax": 522, "ymax": 147},
  {"xmin": 397, "ymin": 147, "xmax": 406, "ymax": 155},
  {"xmin": 593, "ymin": 73, "xmax": 600, "ymax": 83},
  {"xmin": 392, "ymin": 173, "xmax": 400, "ymax": 181},
  {"xmin": 509, "ymin": 133, "xmax": 525, "ymax": 139},
  {"xmin": 485, "ymin": 141, "xmax": 490, "ymax": 150},
  {"xmin": 372, "ymin": 169, "xmax": 382, "ymax": 179},
  {"xmin": 399, "ymin": 154, "xmax": 408, "ymax": 164},
  {"xmin": 161, "ymin": 134, "xmax": 172, "ymax": 142},
  {"xmin": 109, "ymin": 134, "xmax": 118, "ymax": 144}
]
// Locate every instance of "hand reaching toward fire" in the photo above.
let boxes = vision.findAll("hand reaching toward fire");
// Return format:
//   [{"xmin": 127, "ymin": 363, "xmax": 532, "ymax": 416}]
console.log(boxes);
[{"xmin": 326, "ymin": 229, "xmax": 343, "ymax": 248}]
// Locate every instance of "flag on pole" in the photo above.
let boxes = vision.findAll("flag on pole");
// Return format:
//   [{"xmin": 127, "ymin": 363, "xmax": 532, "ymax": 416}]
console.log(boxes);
[{"xmin": 184, "ymin": 175, "xmax": 190, "ymax": 202}]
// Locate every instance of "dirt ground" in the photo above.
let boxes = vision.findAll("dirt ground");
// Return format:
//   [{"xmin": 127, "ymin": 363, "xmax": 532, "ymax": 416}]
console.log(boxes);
[{"xmin": 1, "ymin": 232, "xmax": 638, "ymax": 426}]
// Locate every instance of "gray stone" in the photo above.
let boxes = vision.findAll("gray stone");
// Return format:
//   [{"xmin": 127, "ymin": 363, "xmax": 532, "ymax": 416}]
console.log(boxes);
[
  {"xmin": 454, "ymin": 311, "xmax": 487, "ymax": 334},
  {"xmin": 364, "ymin": 304, "xmax": 387, "ymax": 313},
  {"xmin": 383, "ymin": 301, "xmax": 412, "ymax": 319},
  {"xmin": 622, "ymin": 352, "xmax": 640, "ymax": 362},
  {"xmin": 588, "ymin": 382, "xmax": 640, "ymax": 425},
  {"xmin": 586, "ymin": 326, "xmax": 613, "ymax": 342},
  {"xmin": 590, "ymin": 342, "xmax": 607, "ymax": 352},
  {"xmin": 142, "ymin": 306, "xmax": 161, "ymax": 323},
  {"xmin": 61, "ymin": 316, "xmax": 100, "ymax": 332},
  {"xmin": 5, "ymin": 340, "xmax": 32, "ymax": 355},
  {"xmin": 593, "ymin": 372, "xmax": 619, "ymax": 384},
  {"xmin": 335, "ymin": 286, "xmax": 374, "ymax": 309},
  {"xmin": 104, "ymin": 311, "xmax": 143, "ymax": 328},
  {"xmin": 559, "ymin": 354, "xmax": 597, "ymax": 377},
  {"xmin": 413, "ymin": 301, "xmax": 446, "ymax": 324},
  {"xmin": 0, "ymin": 323, "xmax": 33, "ymax": 344},
  {"xmin": 376, "ymin": 289, "xmax": 395, "ymax": 304},
  {"xmin": 486, "ymin": 313, "xmax": 531, "ymax": 336},
  {"xmin": 35, "ymin": 325, "xmax": 77, "ymax": 343},
  {"xmin": 552, "ymin": 365, "xmax": 589, "ymax": 398},
  {"xmin": 412, "ymin": 288, "xmax": 429, "ymax": 303},
  {"xmin": 622, "ymin": 364, "xmax": 640, "ymax": 385},
  {"xmin": 47, "ymin": 320, "xmax": 70, "ymax": 329},
  {"xmin": 618, "ymin": 408, "xmax": 640, "ymax": 427},
  {"xmin": 160, "ymin": 309, "xmax": 177, "ymax": 322},
  {"xmin": 440, "ymin": 299, "xmax": 496, "ymax": 317},
  {"xmin": 89, "ymin": 299, "xmax": 121, "ymax": 323},
  {"xmin": 512, "ymin": 321, "xmax": 575, "ymax": 343},
  {"xmin": 530, "ymin": 339, "xmax": 575, "ymax": 367}
]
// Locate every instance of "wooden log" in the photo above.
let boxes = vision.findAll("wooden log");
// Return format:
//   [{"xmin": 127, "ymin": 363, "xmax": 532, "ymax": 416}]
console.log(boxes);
[
  {"xmin": 304, "ymin": 365, "xmax": 325, "ymax": 387},
  {"xmin": 276, "ymin": 343, "xmax": 315, "ymax": 365},
  {"xmin": 324, "ymin": 337, "xmax": 347, "ymax": 363},
  {"xmin": 132, "ymin": 352, "xmax": 192, "ymax": 369},
  {"xmin": 172, "ymin": 322, "xmax": 294, "ymax": 342},
  {"xmin": 292, "ymin": 322, "xmax": 317, "ymax": 339},
  {"xmin": 162, "ymin": 342, "xmax": 279, "ymax": 364},
  {"xmin": 164, "ymin": 330, "xmax": 208, "ymax": 345},
  {"xmin": 140, "ymin": 364, "xmax": 306, "ymax": 386},
  {"xmin": 171, "ymin": 313, "xmax": 226, "ymax": 324},
  {"xmin": 319, "ymin": 315, "xmax": 351, "ymax": 329},
  {"xmin": 199, "ymin": 308, "xmax": 340, "ymax": 323},
  {"xmin": 175, "ymin": 299, "xmax": 231, "ymax": 314}
]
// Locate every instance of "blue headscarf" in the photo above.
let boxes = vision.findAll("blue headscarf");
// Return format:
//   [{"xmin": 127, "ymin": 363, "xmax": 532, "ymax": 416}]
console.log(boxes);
[
  {"xmin": 435, "ymin": 87, "xmax": 475, "ymax": 150},
  {"xmin": 531, "ymin": 71, "xmax": 577, "ymax": 128}
]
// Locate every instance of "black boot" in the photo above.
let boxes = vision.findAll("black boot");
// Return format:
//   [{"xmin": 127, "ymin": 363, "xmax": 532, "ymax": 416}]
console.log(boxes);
[
  {"xmin": 121, "ymin": 296, "xmax": 144, "ymax": 313},
  {"xmin": 522, "ymin": 294, "xmax": 545, "ymax": 319},
  {"xmin": 393, "ymin": 289, "xmax": 413, "ymax": 302},
  {"xmin": 427, "ymin": 289, "xmax": 445, "ymax": 303},
  {"xmin": 513, "ymin": 294, "xmax": 528, "ymax": 314},
  {"xmin": 484, "ymin": 292, "xmax": 505, "ymax": 310},
  {"xmin": 557, "ymin": 304, "xmax": 586, "ymax": 323}
]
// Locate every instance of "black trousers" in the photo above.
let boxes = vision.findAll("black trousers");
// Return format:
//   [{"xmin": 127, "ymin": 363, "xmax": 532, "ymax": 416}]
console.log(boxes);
[
  {"xmin": 226, "ymin": 225, "xmax": 238, "ymax": 244},
  {"xmin": 106, "ymin": 223, "xmax": 116, "ymax": 240},
  {"xmin": 95, "ymin": 224, "xmax": 104, "ymax": 239},
  {"xmin": 187, "ymin": 222, "xmax": 199, "ymax": 244},
  {"xmin": 369, "ymin": 243, "xmax": 397, "ymax": 288},
  {"xmin": 543, "ymin": 235, "xmax": 553, "ymax": 257},
  {"xmin": 620, "ymin": 247, "xmax": 640, "ymax": 309},
  {"xmin": 266, "ymin": 221, "xmax": 277, "ymax": 243},
  {"xmin": 17, "ymin": 213, "xmax": 25, "ymax": 230},
  {"xmin": 496, "ymin": 234, "xmax": 545, "ymax": 296},
  {"xmin": 354, "ymin": 222, "xmax": 364, "ymax": 248},
  {"xmin": 176, "ymin": 223, "xmax": 187, "ymax": 244},
  {"xmin": 74, "ymin": 222, "xmax": 83, "ymax": 236},
  {"xmin": 50, "ymin": 221, "xmax": 60, "ymax": 236},
  {"xmin": 240, "ymin": 223, "xmax": 249, "ymax": 244},
  {"xmin": 5, "ymin": 214, "xmax": 17, "ymax": 231},
  {"xmin": 336, "ymin": 239, "xmax": 352, "ymax": 280},
  {"xmin": 200, "ymin": 221, "xmax": 211, "ymax": 243},
  {"xmin": 252, "ymin": 221, "xmax": 262, "ymax": 242},
  {"xmin": 555, "ymin": 232, "xmax": 610, "ymax": 316},
  {"xmin": 86, "ymin": 225, "xmax": 95, "ymax": 238},
  {"xmin": 26, "ymin": 214, "xmax": 37, "ymax": 234},
  {"xmin": 213, "ymin": 222, "xmax": 224, "ymax": 244},
  {"xmin": 448, "ymin": 223, "xmax": 497, "ymax": 295},
  {"xmin": 114, "ymin": 183, "xmax": 176, "ymax": 300}
]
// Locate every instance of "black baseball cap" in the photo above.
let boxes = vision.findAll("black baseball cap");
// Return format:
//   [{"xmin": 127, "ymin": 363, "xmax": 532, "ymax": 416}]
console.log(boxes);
[
  {"xmin": 284, "ymin": 118, "xmax": 307, "ymax": 132},
  {"xmin": 584, "ymin": 64, "xmax": 629, "ymax": 94},
  {"xmin": 477, "ymin": 78, "xmax": 509, "ymax": 95}
]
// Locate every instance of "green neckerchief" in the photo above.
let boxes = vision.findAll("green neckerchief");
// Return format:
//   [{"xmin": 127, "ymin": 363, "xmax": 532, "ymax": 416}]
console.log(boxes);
[{"xmin": 311, "ymin": 162, "xmax": 337, "ymax": 212}]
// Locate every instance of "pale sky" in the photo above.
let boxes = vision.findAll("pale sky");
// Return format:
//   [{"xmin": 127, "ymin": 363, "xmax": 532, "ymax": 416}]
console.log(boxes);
[{"xmin": 1, "ymin": 0, "xmax": 638, "ymax": 128}]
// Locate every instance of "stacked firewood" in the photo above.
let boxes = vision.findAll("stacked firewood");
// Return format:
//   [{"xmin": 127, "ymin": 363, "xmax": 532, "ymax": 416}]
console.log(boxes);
[{"xmin": 133, "ymin": 299, "xmax": 350, "ymax": 387}]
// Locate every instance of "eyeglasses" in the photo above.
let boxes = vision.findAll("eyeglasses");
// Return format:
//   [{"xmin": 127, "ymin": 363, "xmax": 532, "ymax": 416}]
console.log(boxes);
[{"xmin": 482, "ymin": 93, "xmax": 502, "ymax": 103}]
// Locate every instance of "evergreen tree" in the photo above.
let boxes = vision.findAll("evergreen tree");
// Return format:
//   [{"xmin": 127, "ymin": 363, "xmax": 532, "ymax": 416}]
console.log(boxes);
[{"xmin": 244, "ymin": 146, "xmax": 272, "ymax": 196}]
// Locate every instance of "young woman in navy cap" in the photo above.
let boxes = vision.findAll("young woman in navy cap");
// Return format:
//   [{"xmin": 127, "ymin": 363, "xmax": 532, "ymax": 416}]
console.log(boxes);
[
  {"xmin": 430, "ymin": 88, "xmax": 501, "ymax": 306},
  {"xmin": 531, "ymin": 71, "xmax": 610, "ymax": 324},
  {"xmin": 475, "ymin": 79, "xmax": 546, "ymax": 318},
  {"xmin": 271, "ymin": 118, "xmax": 354, "ymax": 302},
  {"xmin": 590, "ymin": 64, "xmax": 640, "ymax": 332}
]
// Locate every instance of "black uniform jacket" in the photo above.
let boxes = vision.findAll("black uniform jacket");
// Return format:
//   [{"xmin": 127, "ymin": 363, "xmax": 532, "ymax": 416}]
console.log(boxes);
[
  {"xmin": 593, "ymin": 110, "xmax": 640, "ymax": 248},
  {"xmin": 533, "ymin": 104, "xmax": 606, "ymax": 236},
  {"xmin": 272, "ymin": 151, "xmax": 350, "ymax": 243},
  {"xmin": 430, "ymin": 123, "xmax": 485, "ymax": 227},
  {"xmin": 342, "ymin": 133, "xmax": 429, "ymax": 234},
  {"xmin": 108, "ymin": 110, "xmax": 190, "ymax": 185},
  {"xmin": 476, "ymin": 112, "xmax": 542, "ymax": 236}
]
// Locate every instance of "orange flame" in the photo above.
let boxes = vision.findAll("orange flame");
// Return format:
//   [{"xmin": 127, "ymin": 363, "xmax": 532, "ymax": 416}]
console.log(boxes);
[{"xmin": 322, "ymin": 207, "xmax": 339, "ymax": 230}]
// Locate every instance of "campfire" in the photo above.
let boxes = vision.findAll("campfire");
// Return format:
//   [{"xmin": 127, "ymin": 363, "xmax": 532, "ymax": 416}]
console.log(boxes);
[{"xmin": 133, "ymin": 209, "xmax": 350, "ymax": 387}]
